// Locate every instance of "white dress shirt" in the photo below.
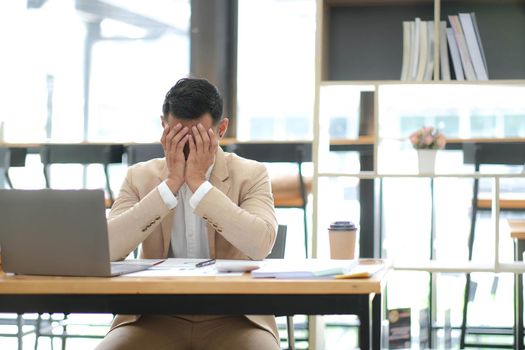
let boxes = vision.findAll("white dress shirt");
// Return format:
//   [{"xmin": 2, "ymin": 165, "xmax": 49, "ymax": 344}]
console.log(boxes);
[{"xmin": 157, "ymin": 164, "xmax": 214, "ymax": 258}]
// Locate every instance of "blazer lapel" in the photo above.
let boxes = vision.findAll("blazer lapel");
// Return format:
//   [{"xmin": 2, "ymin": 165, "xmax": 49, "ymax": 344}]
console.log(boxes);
[{"xmin": 207, "ymin": 148, "xmax": 231, "ymax": 258}]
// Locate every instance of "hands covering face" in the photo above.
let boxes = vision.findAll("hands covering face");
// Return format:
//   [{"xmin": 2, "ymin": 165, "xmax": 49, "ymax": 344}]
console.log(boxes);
[{"xmin": 161, "ymin": 122, "xmax": 218, "ymax": 194}]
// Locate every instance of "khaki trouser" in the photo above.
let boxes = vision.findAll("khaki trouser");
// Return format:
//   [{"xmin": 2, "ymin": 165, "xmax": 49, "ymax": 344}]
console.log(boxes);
[{"xmin": 94, "ymin": 315, "xmax": 280, "ymax": 350}]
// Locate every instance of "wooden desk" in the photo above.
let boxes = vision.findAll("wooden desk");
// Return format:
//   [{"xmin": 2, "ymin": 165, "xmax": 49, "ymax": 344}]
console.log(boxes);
[
  {"xmin": 509, "ymin": 219, "xmax": 525, "ymax": 350},
  {"xmin": 0, "ymin": 261, "xmax": 390, "ymax": 350}
]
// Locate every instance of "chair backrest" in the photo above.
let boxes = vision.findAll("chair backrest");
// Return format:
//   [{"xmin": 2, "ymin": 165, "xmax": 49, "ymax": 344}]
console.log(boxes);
[
  {"xmin": 0, "ymin": 147, "xmax": 8, "ymax": 169},
  {"xmin": 267, "ymin": 224, "xmax": 287, "ymax": 259},
  {"xmin": 226, "ymin": 142, "xmax": 311, "ymax": 163},
  {"xmin": 226, "ymin": 143, "xmax": 312, "ymax": 209},
  {"xmin": 1, "ymin": 147, "xmax": 27, "ymax": 189},
  {"xmin": 39, "ymin": 144, "xmax": 124, "ymax": 202},
  {"xmin": 126, "ymin": 143, "xmax": 164, "ymax": 165},
  {"xmin": 463, "ymin": 142, "xmax": 525, "ymax": 169},
  {"xmin": 0, "ymin": 147, "xmax": 26, "ymax": 168},
  {"xmin": 40, "ymin": 144, "xmax": 124, "ymax": 165},
  {"xmin": 8, "ymin": 148, "xmax": 27, "ymax": 167}
]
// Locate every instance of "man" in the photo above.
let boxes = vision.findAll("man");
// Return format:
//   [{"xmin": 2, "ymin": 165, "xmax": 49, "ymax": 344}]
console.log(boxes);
[{"xmin": 95, "ymin": 78, "xmax": 279, "ymax": 350}]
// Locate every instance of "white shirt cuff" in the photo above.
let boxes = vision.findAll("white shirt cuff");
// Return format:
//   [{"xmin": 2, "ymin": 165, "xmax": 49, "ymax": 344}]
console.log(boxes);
[
  {"xmin": 157, "ymin": 181, "xmax": 178, "ymax": 209},
  {"xmin": 190, "ymin": 181, "xmax": 213, "ymax": 209}
]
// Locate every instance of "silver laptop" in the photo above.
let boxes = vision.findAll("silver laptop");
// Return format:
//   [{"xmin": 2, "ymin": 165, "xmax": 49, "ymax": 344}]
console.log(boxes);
[{"xmin": 0, "ymin": 189, "xmax": 158, "ymax": 277}]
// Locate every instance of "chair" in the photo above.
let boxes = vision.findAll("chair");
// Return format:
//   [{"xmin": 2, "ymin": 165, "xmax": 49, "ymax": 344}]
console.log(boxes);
[
  {"xmin": 40, "ymin": 144, "xmax": 124, "ymax": 207},
  {"xmin": 268, "ymin": 224, "xmax": 297, "ymax": 350},
  {"xmin": 226, "ymin": 142, "xmax": 312, "ymax": 258},
  {"xmin": 126, "ymin": 143, "xmax": 164, "ymax": 165},
  {"xmin": 460, "ymin": 142, "xmax": 525, "ymax": 349},
  {"xmin": 0, "ymin": 147, "xmax": 27, "ymax": 188}
]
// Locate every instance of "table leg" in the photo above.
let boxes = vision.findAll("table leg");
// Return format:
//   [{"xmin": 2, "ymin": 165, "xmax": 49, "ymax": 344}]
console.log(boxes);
[
  {"xmin": 358, "ymin": 296, "xmax": 371, "ymax": 350},
  {"xmin": 372, "ymin": 292, "xmax": 382, "ymax": 350},
  {"xmin": 358, "ymin": 293, "xmax": 382, "ymax": 350},
  {"xmin": 515, "ymin": 240, "xmax": 525, "ymax": 350}
]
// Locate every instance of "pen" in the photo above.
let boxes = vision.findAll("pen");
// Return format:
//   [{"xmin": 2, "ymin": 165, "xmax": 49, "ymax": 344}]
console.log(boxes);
[{"xmin": 195, "ymin": 259, "xmax": 216, "ymax": 268}]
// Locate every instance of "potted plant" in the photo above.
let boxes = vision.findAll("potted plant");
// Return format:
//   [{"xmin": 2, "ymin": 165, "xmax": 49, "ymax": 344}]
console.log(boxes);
[{"xmin": 409, "ymin": 126, "xmax": 446, "ymax": 174}]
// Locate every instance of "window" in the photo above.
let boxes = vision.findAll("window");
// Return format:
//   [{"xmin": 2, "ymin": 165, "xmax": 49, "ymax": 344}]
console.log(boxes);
[
  {"xmin": 0, "ymin": 0, "xmax": 190, "ymax": 143},
  {"xmin": 236, "ymin": 0, "xmax": 316, "ymax": 141},
  {"xmin": 88, "ymin": 0, "xmax": 190, "ymax": 142}
]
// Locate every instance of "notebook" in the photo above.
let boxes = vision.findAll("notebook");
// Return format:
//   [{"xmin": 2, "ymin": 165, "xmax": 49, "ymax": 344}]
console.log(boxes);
[
  {"xmin": 0, "ymin": 189, "xmax": 160, "ymax": 277},
  {"xmin": 251, "ymin": 259, "xmax": 357, "ymax": 279}
]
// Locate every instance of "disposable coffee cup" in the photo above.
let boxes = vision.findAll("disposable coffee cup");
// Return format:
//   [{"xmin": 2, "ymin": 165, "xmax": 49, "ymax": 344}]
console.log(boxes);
[{"xmin": 328, "ymin": 221, "xmax": 357, "ymax": 259}]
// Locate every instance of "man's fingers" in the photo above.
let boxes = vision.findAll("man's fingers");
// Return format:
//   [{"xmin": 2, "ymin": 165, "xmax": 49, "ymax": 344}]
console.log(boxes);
[
  {"xmin": 175, "ymin": 134, "xmax": 189, "ymax": 154},
  {"xmin": 166, "ymin": 124, "xmax": 184, "ymax": 155},
  {"xmin": 161, "ymin": 124, "xmax": 170, "ymax": 152},
  {"xmin": 171, "ymin": 126, "xmax": 188, "ymax": 147},
  {"xmin": 192, "ymin": 126, "xmax": 203, "ymax": 152},
  {"xmin": 208, "ymin": 128, "xmax": 218, "ymax": 152},
  {"xmin": 188, "ymin": 134, "xmax": 196, "ymax": 155},
  {"xmin": 197, "ymin": 123, "xmax": 210, "ymax": 148}
]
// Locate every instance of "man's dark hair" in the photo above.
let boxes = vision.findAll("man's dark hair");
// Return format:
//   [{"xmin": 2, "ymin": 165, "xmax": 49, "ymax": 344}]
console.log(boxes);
[{"xmin": 162, "ymin": 78, "xmax": 223, "ymax": 124}]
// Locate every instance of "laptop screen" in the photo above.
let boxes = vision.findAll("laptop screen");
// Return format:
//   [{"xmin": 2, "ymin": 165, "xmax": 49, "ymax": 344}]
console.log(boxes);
[{"xmin": 0, "ymin": 189, "xmax": 112, "ymax": 276}]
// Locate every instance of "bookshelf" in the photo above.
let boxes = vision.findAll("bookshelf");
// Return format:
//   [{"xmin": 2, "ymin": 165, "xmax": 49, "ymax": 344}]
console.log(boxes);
[
  {"xmin": 311, "ymin": 0, "xmax": 525, "ymax": 260},
  {"xmin": 309, "ymin": 1, "xmax": 525, "ymax": 347}
]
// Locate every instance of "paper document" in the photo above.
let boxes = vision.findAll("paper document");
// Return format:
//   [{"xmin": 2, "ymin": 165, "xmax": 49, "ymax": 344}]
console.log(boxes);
[
  {"xmin": 123, "ymin": 258, "xmax": 247, "ymax": 277},
  {"xmin": 113, "ymin": 259, "xmax": 165, "ymax": 266},
  {"xmin": 335, "ymin": 260, "xmax": 385, "ymax": 279},
  {"xmin": 251, "ymin": 259, "xmax": 358, "ymax": 279}
]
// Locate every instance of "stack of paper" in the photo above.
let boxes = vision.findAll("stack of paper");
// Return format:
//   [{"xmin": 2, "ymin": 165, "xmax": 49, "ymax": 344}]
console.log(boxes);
[
  {"xmin": 335, "ymin": 261, "xmax": 386, "ymax": 279},
  {"xmin": 252, "ymin": 259, "xmax": 358, "ymax": 279}
]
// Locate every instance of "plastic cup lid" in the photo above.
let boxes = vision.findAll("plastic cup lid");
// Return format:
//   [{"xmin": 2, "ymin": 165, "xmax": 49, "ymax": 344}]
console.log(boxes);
[{"xmin": 329, "ymin": 221, "xmax": 356, "ymax": 231}]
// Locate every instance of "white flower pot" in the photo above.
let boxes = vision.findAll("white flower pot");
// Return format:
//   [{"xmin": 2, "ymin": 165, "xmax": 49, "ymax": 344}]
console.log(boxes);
[{"xmin": 417, "ymin": 149, "xmax": 437, "ymax": 174}]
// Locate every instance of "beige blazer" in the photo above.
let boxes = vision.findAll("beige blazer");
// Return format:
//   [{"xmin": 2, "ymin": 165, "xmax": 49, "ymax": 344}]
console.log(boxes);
[{"xmin": 107, "ymin": 147, "xmax": 279, "ymax": 340}]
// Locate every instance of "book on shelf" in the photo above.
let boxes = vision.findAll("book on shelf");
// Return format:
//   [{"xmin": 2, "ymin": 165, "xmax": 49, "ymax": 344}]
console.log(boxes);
[
  {"xmin": 446, "ymin": 27, "xmax": 464, "ymax": 80},
  {"xmin": 415, "ymin": 20, "xmax": 428, "ymax": 81},
  {"xmin": 400, "ymin": 21, "xmax": 411, "ymax": 80},
  {"xmin": 401, "ymin": 18, "xmax": 433, "ymax": 81},
  {"xmin": 448, "ymin": 15, "xmax": 477, "ymax": 80},
  {"xmin": 458, "ymin": 12, "xmax": 488, "ymax": 80},
  {"xmin": 470, "ymin": 12, "xmax": 488, "ymax": 73},
  {"xmin": 439, "ymin": 21, "xmax": 451, "ymax": 80},
  {"xmin": 423, "ymin": 21, "xmax": 435, "ymax": 81},
  {"xmin": 410, "ymin": 18, "xmax": 421, "ymax": 80}
]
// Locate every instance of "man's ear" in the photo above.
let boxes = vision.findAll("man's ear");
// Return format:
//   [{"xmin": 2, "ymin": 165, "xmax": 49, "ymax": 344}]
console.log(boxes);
[
  {"xmin": 160, "ymin": 115, "xmax": 166, "ymax": 128},
  {"xmin": 218, "ymin": 118, "xmax": 229, "ymax": 138}
]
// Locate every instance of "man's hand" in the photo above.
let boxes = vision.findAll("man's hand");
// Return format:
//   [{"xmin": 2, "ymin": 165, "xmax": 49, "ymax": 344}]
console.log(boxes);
[
  {"xmin": 161, "ymin": 123, "xmax": 189, "ymax": 194},
  {"xmin": 185, "ymin": 123, "xmax": 218, "ymax": 192}
]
